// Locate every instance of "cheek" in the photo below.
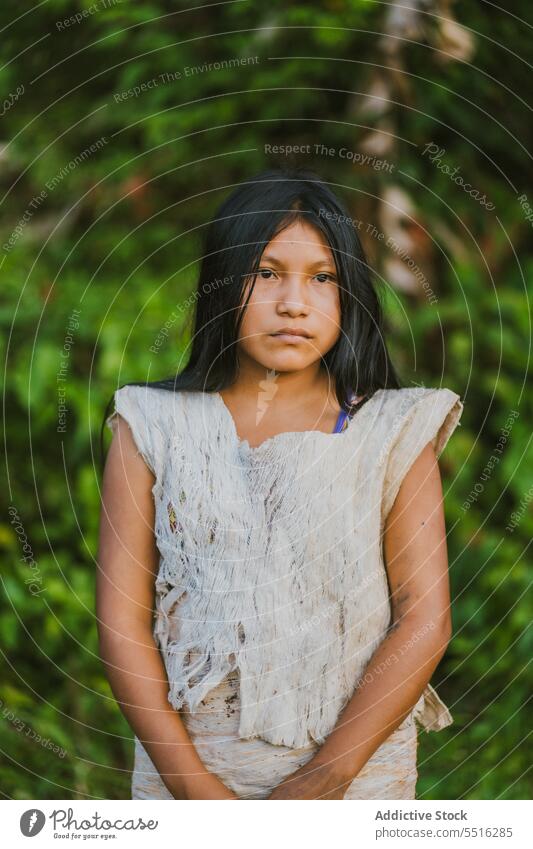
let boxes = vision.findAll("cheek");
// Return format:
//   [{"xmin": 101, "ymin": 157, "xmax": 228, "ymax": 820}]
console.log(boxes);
[
  {"xmin": 238, "ymin": 295, "xmax": 269, "ymax": 342},
  {"xmin": 316, "ymin": 288, "xmax": 342, "ymax": 335}
]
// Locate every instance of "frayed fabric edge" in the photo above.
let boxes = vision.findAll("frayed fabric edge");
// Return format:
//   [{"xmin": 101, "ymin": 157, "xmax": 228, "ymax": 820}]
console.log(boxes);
[{"xmin": 413, "ymin": 683, "xmax": 453, "ymax": 733}]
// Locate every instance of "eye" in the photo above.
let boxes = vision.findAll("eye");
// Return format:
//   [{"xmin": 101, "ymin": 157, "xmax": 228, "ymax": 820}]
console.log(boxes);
[
  {"xmin": 314, "ymin": 273, "xmax": 336, "ymax": 283},
  {"xmin": 258, "ymin": 268, "xmax": 276, "ymax": 280}
]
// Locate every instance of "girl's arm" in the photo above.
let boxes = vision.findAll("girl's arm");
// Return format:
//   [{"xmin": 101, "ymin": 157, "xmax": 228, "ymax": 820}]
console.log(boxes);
[
  {"xmin": 268, "ymin": 442, "xmax": 452, "ymax": 799},
  {"xmin": 97, "ymin": 414, "xmax": 238, "ymax": 800}
]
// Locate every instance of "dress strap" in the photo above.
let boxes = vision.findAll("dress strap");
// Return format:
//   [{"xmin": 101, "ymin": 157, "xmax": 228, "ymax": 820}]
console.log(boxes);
[
  {"xmin": 334, "ymin": 392, "xmax": 366, "ymax": 433},
  {"xmin": 333, "ymin": 408, "xmax": 349, "ymax": 433}
]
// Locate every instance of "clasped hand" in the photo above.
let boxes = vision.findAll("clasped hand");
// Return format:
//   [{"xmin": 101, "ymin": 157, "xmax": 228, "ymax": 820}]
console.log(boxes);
[{"xmin": 266, "ymin": 759, "xmax": 350, "ymax": 800}]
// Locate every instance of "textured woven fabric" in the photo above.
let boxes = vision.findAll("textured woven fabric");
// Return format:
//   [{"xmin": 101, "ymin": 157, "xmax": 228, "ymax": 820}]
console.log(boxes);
[
  {"xmin": 131, "ymin": 668, "xmax": 419, "ymax": 800},
  {"xmin": 106, "ymin": 383, "xmax": 463, "ymax": 797}
]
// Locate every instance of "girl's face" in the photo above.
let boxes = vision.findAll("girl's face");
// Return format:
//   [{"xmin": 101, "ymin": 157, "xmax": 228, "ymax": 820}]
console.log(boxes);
[{"xmin": 237, "ymin": 219, "xmax": 342, "ymax": 375}]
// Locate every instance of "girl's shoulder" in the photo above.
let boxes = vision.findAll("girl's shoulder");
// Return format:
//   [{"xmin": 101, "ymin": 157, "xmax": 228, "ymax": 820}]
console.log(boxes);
[
  {"xmin": 370, "ymin": 384, "xmax": 464, "ymax": 450},
  {"xmin": 375, "ymin": 385, "xmax": 464, "ymax": 522},
  {"xmin": 106, "ymin": 383, "xmax": 177, "ymax": 430},
  {"xmin": 347, "ymin": 385, "xmax": 463, "ymax": 437},
  {"xmin": 105, "ymin": 384, "xmax": 190, "ymax": 476},
  {"xmin": 105, "ymin": 386, "xmax": 221, "ymax": 473},
  {"xmin": 372, "ymin": 384, "xmax": 462, "ymax": 407}
]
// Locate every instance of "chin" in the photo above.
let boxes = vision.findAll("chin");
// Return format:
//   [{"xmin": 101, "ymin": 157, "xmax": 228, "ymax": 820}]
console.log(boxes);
[{"xmin": 259, "ymin": 355, "xmax": 315, "ymax": 373}]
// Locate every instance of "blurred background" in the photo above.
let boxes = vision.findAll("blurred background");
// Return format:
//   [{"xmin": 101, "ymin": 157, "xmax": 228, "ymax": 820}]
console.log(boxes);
[{"xmin": 0, "ymin": 0, "xmax": 531, "ymax": 800}]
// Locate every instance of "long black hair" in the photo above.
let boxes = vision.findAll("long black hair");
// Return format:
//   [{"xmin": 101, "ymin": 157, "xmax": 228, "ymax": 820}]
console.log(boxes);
[{"xmin": 99, "ymin": 166, "xmax": 402, "ymax": 472}]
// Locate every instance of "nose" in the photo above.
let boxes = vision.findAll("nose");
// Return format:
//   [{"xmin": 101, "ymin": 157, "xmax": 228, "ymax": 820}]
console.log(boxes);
[{"xmin": 276, "ymin": 272, "xmax": 310, "ymax": 313}]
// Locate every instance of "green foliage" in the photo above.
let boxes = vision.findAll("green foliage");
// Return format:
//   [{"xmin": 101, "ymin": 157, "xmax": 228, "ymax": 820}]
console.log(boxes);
[{"xmin": 1, "ymin": 0, "xmax": 531, "ymax": 800}]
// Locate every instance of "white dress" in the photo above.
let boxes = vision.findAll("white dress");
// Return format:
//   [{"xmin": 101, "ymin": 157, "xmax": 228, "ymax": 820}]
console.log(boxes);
[{"xmin": 106, "ymin": 383, "xmax": 464, "ymax": 799}]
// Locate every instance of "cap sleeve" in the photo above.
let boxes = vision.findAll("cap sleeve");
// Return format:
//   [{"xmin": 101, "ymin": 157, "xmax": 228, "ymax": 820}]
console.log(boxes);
[
  {"xmin": 105, "ymin": 384, "xmax": 165, "ymax": 478},
  {"xmin": 381, "ymin": 387, "xmax": 464, "ymax": 524}
]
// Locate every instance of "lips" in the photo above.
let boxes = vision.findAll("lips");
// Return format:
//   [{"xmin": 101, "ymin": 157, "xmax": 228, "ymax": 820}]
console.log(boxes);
[{"xmin": 270, "ymin": 328, "xmax": 312, "ymax": 338}]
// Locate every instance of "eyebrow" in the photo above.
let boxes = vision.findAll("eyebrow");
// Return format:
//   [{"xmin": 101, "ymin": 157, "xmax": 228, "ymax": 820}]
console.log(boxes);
[{"xmin": 261, "ymin": 254, "xmax": 336, "ymax": 270}]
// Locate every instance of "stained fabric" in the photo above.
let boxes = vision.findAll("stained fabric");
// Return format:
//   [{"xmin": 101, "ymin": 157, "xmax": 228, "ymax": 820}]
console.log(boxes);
[
  {"xmin": 106, "ymin": 383, "xmax": 463, "ymax": 796},
  {"xmin": 131, "ymin": 668, "xmax": 419, "ymax": 800}
]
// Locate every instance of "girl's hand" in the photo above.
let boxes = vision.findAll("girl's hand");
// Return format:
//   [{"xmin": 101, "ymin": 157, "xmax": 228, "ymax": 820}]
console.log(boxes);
[{"xmin": 267, "ymin": 760, "xmax": 351, "ymax": 800}]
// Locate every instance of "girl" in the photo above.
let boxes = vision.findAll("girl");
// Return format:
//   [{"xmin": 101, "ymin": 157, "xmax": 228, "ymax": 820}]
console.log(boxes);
[{"xmin": 97, "ymin": 167, "xmax": 463, "ymax": 800}]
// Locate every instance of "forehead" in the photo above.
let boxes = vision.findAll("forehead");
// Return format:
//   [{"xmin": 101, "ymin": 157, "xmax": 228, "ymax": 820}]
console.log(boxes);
[{"xmin": 260, "ymin": 221, "xmax": 334, "ymax": 264}]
